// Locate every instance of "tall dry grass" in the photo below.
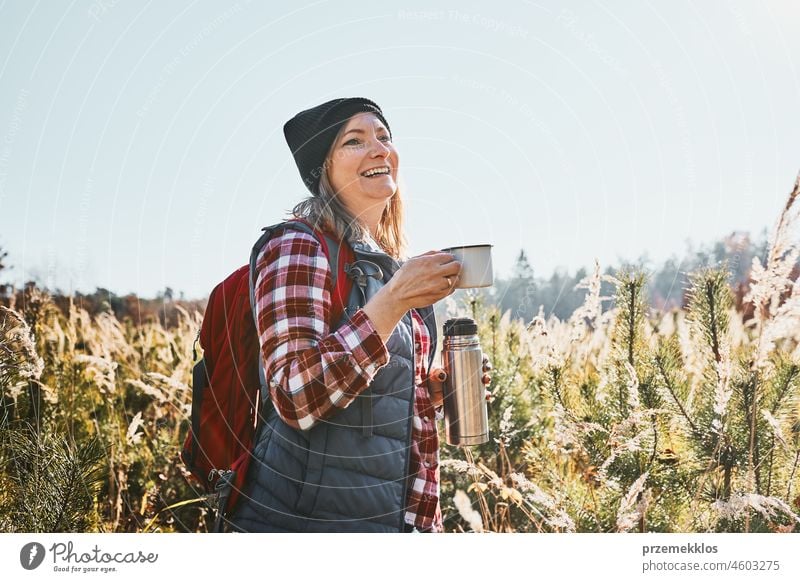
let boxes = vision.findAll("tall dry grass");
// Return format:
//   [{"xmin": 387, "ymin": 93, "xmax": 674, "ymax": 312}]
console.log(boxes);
[
  {"xmin": 440, "ymin": 174, "xmax": 800, "ymax": 533},
  {"xmin": 1, "ymin": 175, "xmax": 799, "ymax": 532},
  {"xmin": 1, "ymin": 292, "xmax": 208, "ymax": 532}
]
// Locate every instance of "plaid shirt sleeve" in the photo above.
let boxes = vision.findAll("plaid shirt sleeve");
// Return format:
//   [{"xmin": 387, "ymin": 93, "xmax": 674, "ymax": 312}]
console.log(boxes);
[{"xmin": 253, "ymin": 229, "xmax": 390, "ymax": 431}]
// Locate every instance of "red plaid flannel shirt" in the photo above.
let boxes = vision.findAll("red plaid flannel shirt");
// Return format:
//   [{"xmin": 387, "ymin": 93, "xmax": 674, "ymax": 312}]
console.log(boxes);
[{"xmin": 253, "ymin": 229, "xmax": 443, "ymax": 533}]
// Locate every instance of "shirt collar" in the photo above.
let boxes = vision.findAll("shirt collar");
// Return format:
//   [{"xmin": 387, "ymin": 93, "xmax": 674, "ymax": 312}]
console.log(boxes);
[{"xmin": 361, "ymin": 231, "xmax": 382, "ymax": 253}]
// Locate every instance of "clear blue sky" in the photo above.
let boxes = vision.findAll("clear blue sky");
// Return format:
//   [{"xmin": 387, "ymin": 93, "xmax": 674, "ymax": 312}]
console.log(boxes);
[{"xmin": 1, "ymin": 0, "xmax": 799, "ymax": 298}]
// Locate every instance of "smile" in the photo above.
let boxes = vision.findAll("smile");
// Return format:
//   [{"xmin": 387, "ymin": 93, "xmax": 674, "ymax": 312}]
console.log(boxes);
[{"xmin": 360, "ymin": 166, "xmax": 391, "ymax": 178}]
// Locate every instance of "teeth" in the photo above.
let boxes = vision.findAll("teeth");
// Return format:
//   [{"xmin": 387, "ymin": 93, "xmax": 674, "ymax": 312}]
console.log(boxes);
[{"xmin": 362, "ymin": 167, "xmax": 390, "ymax": 177}]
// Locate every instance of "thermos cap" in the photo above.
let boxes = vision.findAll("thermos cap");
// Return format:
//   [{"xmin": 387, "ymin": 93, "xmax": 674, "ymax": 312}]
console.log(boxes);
[{"xmin": 443, "ymin": 317, "xmax": 478, "ymax": 337}]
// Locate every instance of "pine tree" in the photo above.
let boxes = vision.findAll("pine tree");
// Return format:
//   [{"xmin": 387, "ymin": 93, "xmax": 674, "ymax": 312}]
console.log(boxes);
[
  {"xmin": 0, "ymin": 424, "xmax": 105, "ymax": 532},
  {"xmin": 0, "ymin": 245, "xmax": 9, "ymax": 276},
  {"xmin": 685, "ymin": 267, "xmax": 737, "ymax": 504}
]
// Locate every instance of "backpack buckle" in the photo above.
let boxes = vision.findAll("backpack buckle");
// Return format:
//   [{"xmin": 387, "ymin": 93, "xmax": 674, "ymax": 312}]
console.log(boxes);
[
  {"xmin": 344, "ymin": 260, "xmax": 383, "ymax": 288},
  {"xmin": 210, "ymin": 469, "xmax": 236, "ymax": 533},
  {"xmin": 192, "ymin": 330, "xmax": 201, "ymax": 363}
]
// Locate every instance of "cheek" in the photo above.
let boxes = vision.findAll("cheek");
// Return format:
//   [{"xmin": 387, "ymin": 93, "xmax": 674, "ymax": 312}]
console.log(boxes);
[{"xmin": 330, "ymin": 160, "xmax": 358, "ymax": 189}]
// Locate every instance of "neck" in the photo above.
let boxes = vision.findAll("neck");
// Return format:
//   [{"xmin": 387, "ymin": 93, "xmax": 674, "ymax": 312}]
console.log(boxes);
[{"xmin": 352, "ymin": 201, "xmax": 386, "ymax": 240}]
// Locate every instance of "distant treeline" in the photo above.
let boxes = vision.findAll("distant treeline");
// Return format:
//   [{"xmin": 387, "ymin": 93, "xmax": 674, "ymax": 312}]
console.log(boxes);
[
  {"xmin": 0, "ymin": 282, "xmax": 206, "ymax": 329},
  {"xmin": 1, "ymin": 230, "xmax": 793, "ymax": 328},
  {"xmin": 447, "ymin": 230, "xmax": 783, "ymax": 325}
]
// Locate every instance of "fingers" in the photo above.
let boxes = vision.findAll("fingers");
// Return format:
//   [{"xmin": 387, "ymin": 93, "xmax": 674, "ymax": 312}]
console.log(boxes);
[
  {"xmin": 417, "ymin": 250, "xmax": 457, "ymax": 264},
  {"xmin": 481, "ymin": 353, "xmax": 492, "ymax": 401},
  {"xmin": 443, "ymin": 257, "xmax": 462, "ymax": 274},
  {"xmin": 442, "ymin": 274, "xmax": 459, "ymax": 292},
  {"xmin": 396, "ymin": 252, "xmax": 462, "ymax": 306},
  {"xmin": 430, "ymin": 367, "xmax": 489, "ymax": 384},
  {"xmin": 480, "ymin": 355, "xmax": 491, "ymax": 387},
  {"xmin": 426, "ymin": 251, "xmax": 461, "ymax": 271},
  {"xmin": 429, "ymin": 367, "xmax": 446, "ymax": 382},
  {"xmin": 409, "ymin": 253, "xmax": 461, "ymax": 295},
  {"xmin": 427, "ymin": 368, "xmax": 445, "ymax": 408},
  {"xmin": 441, "ymin": 260, "xmax": 461, "ymax": 293},
  {"xmin": 441, "ymin": 253, "xmax": 460, "ymax": 266},
  {"xmin": 428, "ymin": 366, "xmax": 490, "ymax": 407}
]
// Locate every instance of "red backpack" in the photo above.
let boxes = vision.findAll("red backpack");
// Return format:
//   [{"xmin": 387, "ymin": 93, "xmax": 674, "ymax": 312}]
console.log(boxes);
[{"xmin": 180, "ymin": 219, "xmax": 354, "ymax": 528}]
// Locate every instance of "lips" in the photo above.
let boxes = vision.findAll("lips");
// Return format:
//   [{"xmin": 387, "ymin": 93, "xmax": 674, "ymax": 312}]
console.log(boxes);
[{"xmin": 360, "ymin": 166, "xmax": 391, "ymax": 178}]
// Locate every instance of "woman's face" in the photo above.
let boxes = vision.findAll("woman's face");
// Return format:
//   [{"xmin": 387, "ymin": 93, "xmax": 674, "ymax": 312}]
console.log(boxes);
[{"xmin": 326, "ymin": 112, "xmax": 399, "ymax": 212}]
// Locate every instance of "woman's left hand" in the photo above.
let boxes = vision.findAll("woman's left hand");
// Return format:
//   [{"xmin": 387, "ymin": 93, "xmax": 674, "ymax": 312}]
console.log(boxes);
[{"xmin": 427, "ymin": 355, "xmax": 493, "ymax": 408}]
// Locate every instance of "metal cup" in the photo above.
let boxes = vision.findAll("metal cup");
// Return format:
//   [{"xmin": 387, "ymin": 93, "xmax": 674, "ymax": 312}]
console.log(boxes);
[{"xmin": 440, "ymin": 244, "xmax": 493, "ymax": 288}]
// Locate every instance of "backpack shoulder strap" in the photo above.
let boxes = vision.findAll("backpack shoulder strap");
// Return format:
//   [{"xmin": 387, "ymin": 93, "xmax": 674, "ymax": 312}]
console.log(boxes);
[
  {"xmin": 247, "ymin": 219, "xmax": 354, "ymax": 413},
  {"xmin": 278, "ymin": 218, "xmax": 353, "ymax": 323},
  {"xmin": 247, "ymin": 222, "xmax": 286, "ymax": 325},
  {"xmin": 247, "ymin": 218, "xmax": 353, "ymax": 343},
  {"xmin": 248, "ymin": 223, "xmax": 285, "ymax": 407},
  {"xmin": 320, "ymin": 231, "xmax": 355, "ymax": 325}
]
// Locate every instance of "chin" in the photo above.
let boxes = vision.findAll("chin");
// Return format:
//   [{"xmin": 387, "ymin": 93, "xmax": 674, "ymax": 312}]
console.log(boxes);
[{"xmin": 368, "ymin": 184, "xmax": 397, "ymax": 199}]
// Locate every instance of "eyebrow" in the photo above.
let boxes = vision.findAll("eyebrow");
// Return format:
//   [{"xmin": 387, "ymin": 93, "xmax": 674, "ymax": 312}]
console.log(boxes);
[{"xmin": 341, "ymin": 126, "xmax": 388, "ymax": 138}]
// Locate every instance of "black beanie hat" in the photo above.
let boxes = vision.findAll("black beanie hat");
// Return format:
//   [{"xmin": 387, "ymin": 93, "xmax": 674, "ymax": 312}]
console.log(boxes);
[{"xmin": 283, "ymin": 97, "xmax": 392, "ymax": 195}]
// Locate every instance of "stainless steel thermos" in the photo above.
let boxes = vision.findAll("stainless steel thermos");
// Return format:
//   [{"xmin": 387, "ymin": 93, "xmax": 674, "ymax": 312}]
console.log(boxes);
[{"xmin": 441, "ymin": 317, "xmax": 489, "ymax": 446}]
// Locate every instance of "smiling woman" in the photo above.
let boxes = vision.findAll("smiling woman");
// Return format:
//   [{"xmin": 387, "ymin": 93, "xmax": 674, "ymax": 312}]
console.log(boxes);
[
  {"xmin": 292, "ymin": 102, "xmax": 407, "ymax": 261},
  {"xmin": 327, "ymin": 112, "xmax": 399, "ymax": 241},
  {"xmin": 223, "ymin": 97, "xmax": 492, "ymax": 533}
]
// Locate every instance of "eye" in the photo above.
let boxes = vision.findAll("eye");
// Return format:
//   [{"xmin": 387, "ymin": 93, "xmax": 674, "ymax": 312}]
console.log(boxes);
[{"xmin": 343, "ymin": 135, "xmax": 390, "ymax": 147}]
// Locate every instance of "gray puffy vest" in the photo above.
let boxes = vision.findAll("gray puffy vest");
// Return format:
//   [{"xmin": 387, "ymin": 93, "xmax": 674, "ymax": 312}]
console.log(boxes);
[{"xmin": 228, "ymin": 225, "xmax": 438, "ymax": 532}]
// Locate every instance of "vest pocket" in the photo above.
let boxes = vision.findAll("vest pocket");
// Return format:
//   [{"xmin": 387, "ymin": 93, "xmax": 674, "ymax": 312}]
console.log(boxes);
[{"xmin": 294, "ymin": 422, "xmax": 329, "ymax": 516}]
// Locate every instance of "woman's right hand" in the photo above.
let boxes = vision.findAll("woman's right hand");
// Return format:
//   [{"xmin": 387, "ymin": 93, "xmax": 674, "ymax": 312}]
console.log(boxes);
[
  {"xmin": 385, "ymin": 251, "xmax": 462, "ymax": 311},
  {"xmin": 362, "ymin": 251, "xmax": 461, "ymax": 345}
]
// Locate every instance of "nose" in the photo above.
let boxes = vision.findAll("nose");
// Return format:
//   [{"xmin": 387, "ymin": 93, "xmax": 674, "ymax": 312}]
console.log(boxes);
[{"xmin": 369, "ymin": 137, "xmax": 390, "ymax": 158}]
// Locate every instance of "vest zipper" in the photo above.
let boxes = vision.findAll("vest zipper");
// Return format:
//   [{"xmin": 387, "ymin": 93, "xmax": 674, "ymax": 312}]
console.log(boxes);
[
  {"xmin": 400, "ymin": 310, "xmax": 415, "ymax": 532},
  {"xmin": 354, "ymin": 282, "xmax": 373, "ymax": 438},
  {"xmin": 348, "ymin": 243, "xmax": 412, "ymax": 531}
]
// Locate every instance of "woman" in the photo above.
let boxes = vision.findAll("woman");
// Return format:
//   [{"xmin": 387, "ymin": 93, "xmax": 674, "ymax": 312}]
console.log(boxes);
[{"xmin": 228, "ymin": 98, "xmax": 492, "ymax": 533}]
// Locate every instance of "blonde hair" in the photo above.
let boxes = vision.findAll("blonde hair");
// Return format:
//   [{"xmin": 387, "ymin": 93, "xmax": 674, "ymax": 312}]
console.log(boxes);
[{"xmin": 290, "ymin": 125, "xmax": 408, "ymax": 260}]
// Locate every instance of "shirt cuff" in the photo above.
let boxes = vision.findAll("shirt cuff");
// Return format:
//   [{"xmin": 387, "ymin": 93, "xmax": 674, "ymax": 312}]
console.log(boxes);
[{"xmin": 335, "ymin": 308, "xmax": 390, "ymax": 378}]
